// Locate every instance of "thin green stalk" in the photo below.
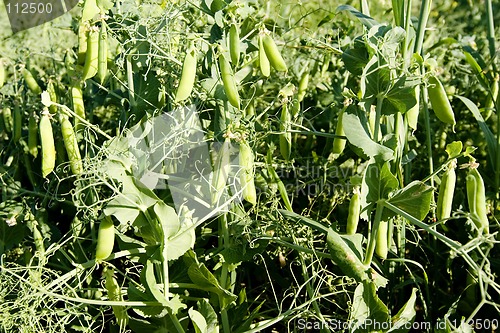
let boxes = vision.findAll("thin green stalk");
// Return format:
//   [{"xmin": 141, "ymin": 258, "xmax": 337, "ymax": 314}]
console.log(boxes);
[
  {"xmin": 360, "ymin": 0, "xmax": 370, "ymax": 16},
  {"xmin": 219, "ymin": 214, "xmax": 231, "ymax": 333},
  {"xmin": 374, "ymin": 95, "xmax": 384, "ymax": 143},
  {"xmin": 126, "ymin": 55, "xmax": 136, "ymax": 108},
  {"xmin": 485, "ymin": 0, "xmax": 497, "ymax": 72},
  {"xmin": 364, "ymin": 201, "xmax": 384, "ymax": 266},
  {"xmin": 414, "ymin": 0, "xmax": 432, "ymax": 55}
]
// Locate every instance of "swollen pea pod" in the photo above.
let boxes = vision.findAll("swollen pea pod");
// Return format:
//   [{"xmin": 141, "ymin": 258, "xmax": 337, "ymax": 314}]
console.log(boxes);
[
  {"xmin": 239, "ymin": 140, "xmax": 257, "ymax": 205},
  {"xmin": 28, "ymin": 112, "xmax": 38, "ymax": 158},
  {"xmin": 0, "ymin": 58, "xmax": 5, "ymax": 88},
  {"xmin": 71, "ymin": 82, "xmax": 86, "ymax": 133},
  {"xmin": 262, "ymin": 33, "xmax": 287, "ymax": 72},
  {"xmin": 346, "ymin": 190, "xmax": 360, "ymax": 235},
  {"xmin": 104, "ymin": 267, "xmax": 129, "ymax": 329},
  {"xmin": 77, "ymin": 23, "xmax": 88, "ymax": 66},
  {"xmin": 82, "ymin": 26, "xmax": 99, "ymax": 81},
  {"xmin": 22, "ymin": 68, "xmax": 42, "ymax": 95},
  {"xmin": 375, "ymin": 220, "xmax": 388, "ymax": 260},
  {"xmin": 332, "ymin": 107, "xmax": 346, "ymax": 155},
  {"xmin": 174, "ymin": 46, "xmax": 197, "ymax": 103},
  {"xmin": 466, "ymin": 167, "xmax": 489, "ymax": 234},
  {"xmin": 297, "ymin": 70, "xmax": 309, "ymax": 102},
  {"xmin": 258, "ymin": 34, "xmax": 270, "ymax": 77},
  {"xmin": 13, "ymin": 102, "xmax": 22, "ymax": 142},
  {"xmin": 59, "ymin": 114, "xmax": 83, "ymax": 175},
  {"xmin": 229, "ymin": 23, "xmax": 240, "ymax": 65},
  {"xmin": 47, "ymin": 81, "xmax": 58, "ymax": 114},
  {"xmin": 279, "ymin": 101, "xmax": 292, "ymax": 161},
  {"xmin": 39, "ymin": 109, "xmax": 56, "ymax": 178},
  {"xmin": 428, "ymin": 75, "xmax": 456, "ymax": 128},
  {"xmin": 211, "ymin": 138, "xmax": 231, "ymax": 204},
  {"xmin": 436, "ymin": 160, "xmax": 456, "ymax": 221},
  {"xmin": 2, "ymin": 107, "xmax": 13, "ymax": 134},
  {"xmin": 95, "ymin": 216, "xmax": 115, "ymax": 261},
  {"xmin": 407, "ymin": 85, "xmax": 420, "ymax": 131},
  {"xmin": 97, "ymin": 19, "xmax": 108, "ymax": 84},
  {"xmin": 218, "ymin": 53, "xmax": 240, "ymax": 109}
]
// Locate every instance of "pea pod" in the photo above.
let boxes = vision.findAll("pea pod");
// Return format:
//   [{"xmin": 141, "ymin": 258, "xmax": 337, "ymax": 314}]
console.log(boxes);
[
  {"xmin": 71, "ymin": 82, "xmax": 86, "ymax": 133},
  {"xmin": 59, "ymin": 114, "xmax": 83, "ymax": 175},
  {"xmin": 428, "ymin": 75, "xmax": 456, "ymax": 127},
  {"xmin": 239, "ymin": 140, "xmax": 257, "ymax": 205},
  {"xmin": 297, "ymin": 71, "xmax": 309, "ymax": 102},
  {"xmin": 211, "ymin": 138, "xmax": 231, "ymax": 204},
  {"xmin": 262, "ymin": 34, "xmax": 287, "ymax": 72},
  {"xmin": 258, "ymin": 35, "xmax": 270, "ymax": 77},
  {"xmin": 95, "ymin": 216, "xmax": 115, "ymax": 261},
  {"xmin": 77, "ymin": 23, "xmax": 89, "ymax": 66},
  {"xmin": 436, "ymin": 161, "xmax": 456, "ymax": 221},
  {"xmin": 279, "ymin": 101, "xmax": 291, "ymax": 161},
  {"xmin": 47, "ymin": 81, "xmax": 58, "ymax": 114},
  {"xmin": 104, "ymin": 267, "xmax": 129, "ymax": 329},
  {"xmin": 97, "ymin": 19, "xmax": 108, "ymax": 84},
  {"xmin": 39, "ymin": 109, "xmax": 56, "ymax": 178},
  {"xmin": 22, "ymin": 68, "xmax": 42, "ymax": 95},
  {"xmin": 174, "ymin": 47, "xmax": 197, "ymax": 102},
  {"xmin": 375, "ymin": 220, "xmax": 388, "ymax": 259},
  {"xmin": 346, "ymin": 190, "xmax": 360, "ymax": 235},
  {"xmin": 229, "ymin": 23, "xmax": 240, "ymax": 65},
  {"xmin": 466, "ymin": 168, "xmax": 489, "ymax": 234},
  {"xmin": 332, "ymin": 108, "xmax": 346, "ymax": 155},
  {"xmin": 0, "ymin": 58, "xmax": 5, "ymax": 88},
  {"xmin": 13, "ymin": 102, "xmax": 22, "ymax": 142},
  {"xmin": 407, "ymin": 85, "xmax": 420, "ymax": 131},
  {"xmin": 82, "ymin": 27, "xmax": 99, "ymax": 81},
  {"xmin": 218, "ymin": 53, "xmax": 240, "ymax": 109},
  {"xmin": 2, "ymin": 107, "xmax": 13, "ymax": 134},
  {"xmin": 28, "ymin": 112, "xmax": 38, "ymax": 158}
]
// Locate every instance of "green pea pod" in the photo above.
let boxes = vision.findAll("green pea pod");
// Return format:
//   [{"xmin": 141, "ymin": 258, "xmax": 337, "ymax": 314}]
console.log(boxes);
[
  {"xmin": 97, "ymin": 20, "xmax": 108, "ymax": 84},
  {"xmin": 104, "ymin": 267, "xmax": 129, "ymax": 329},
  {"xmin": 0, "ymin": 58, "xmax": 5, "ymax": 88},
  {"xmin": 436, "ymin": 162, "xmax": 456, "ymax": 221},
  {"xmin": 47, "ymin": 81, "xmax": 58, "ymax": 114},
  {"xmin": 28, "ymin": 112, "xmax": 38, "ymax": 158},
  {"xmin": 466, "ymin": 168, "xmax": 489, "ymax": 234},
  {"xmin": 346, "ymin": 191, "xmax": 360, "ymax": 235},
  {"xmin": 13, "ymin": 102, "xmax": 22, "ymax": 142},
  {"xmin": 279, "ymin": 101, "xmax": 291, "ymax": 161},
  {"xmin": 71, "ymin": 82, "xmax": 86, "ymax": 134},
  {"xmin": 262, "ymin": 34, "xmax": 287, "ymax": 72},
  {"xmin": 82, "ymin": 27, "xmax": 99, "ymax": 81},
  {"xmin": 95, "ymin": 216, "xmax": 115, "ymax": 261},
  {"xmin": 375, "ymin": 220, "xmax": 388, "ymax": 259},
  {"xmin": 2, "ymin": 107, "xmax": 13, "ymax": 134},
  {"xmin": 229, "ymin": 23, "xmax": 240, "ymax": 65},
  {"xmin": 22, "ymin": 68, "xmax": 42, "ymax": 95},
  {"xmin": 59, "ymin": 114, "xmax": 83, "ymax": 175},
  {"xmin": 239, "ymin": 140, "xmax": 257, "ymax": 205},
  {"xmin": 77, "ymin": 23, "xmax": 88, "ymax": 66},
  {"xmin": 39, "ymin": 109, "xmax": 56, "ymax": 178},
  {"xmin": 297, "ymin": 71, "xmax": 309, "ymax": 102},
  {"xmin": 428, "ymin": 75, "xmax": 456, "ymax": 127},
  {"xmin": 258, "ymin": 35, "xmax": 270, "ymax": 77},
  {"xmin": 332, "ymin": 108, "xmax": 346, "ymax": 155},
  {"xmin": 407, "ymin": 85, "xmax": 420, "ymax": 131},
  {"xmin": 219, "ymin": 53, "xmax": 240, "ymax": 109},
  {"xmin": 211, "ymin": 138, "xmax": 231, "ymax": 204},
  {"xmin": 174, "ymin": 47, "xmax": 197, "ymax": 102}
]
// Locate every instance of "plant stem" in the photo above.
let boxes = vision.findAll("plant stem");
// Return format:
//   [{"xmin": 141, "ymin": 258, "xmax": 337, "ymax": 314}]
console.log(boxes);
[
  {"xmin": 219, "ymin": 214, "xmax": 231, "ymax": 333},
  {"xmin": 374, "ymin": 95, "xmax": 384, "ymax": 143},
  {"xmin": 414, "ymin": 0, "xmax": 432, "ymax": 55},
  {"xmin": 364, "ymin": 201, "xmax": 384, "ymax": 266}
]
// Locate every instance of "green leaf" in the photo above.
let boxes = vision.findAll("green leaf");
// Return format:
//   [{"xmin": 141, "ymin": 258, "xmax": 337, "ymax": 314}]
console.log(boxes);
[
  {"xmin": 128, "ymin": 283, "xmax": 167, "ymax": 318},
  {"xmin": 82, "ymin": 0, "xmax": 100, "ymax": 21},
  {"xmin": 388, "ymin": 288, "xmax": 417, "ymax": 333},
  {"xmin": 342, "ymin": 107, "xmax": 394, "ymax": 162},
  {"xmin": 382, "ymin": 76, "xmax": 418, "ymax": 115},
  {"xmin": 360, "ymin": 55, "xmax": 391, "ymax": 102},
  {"xmin": 337, "ymin": 5, "xmax": 379, "ymax": 28},
  {"xmin": 363, "ymin": 161, "xmax": 398, "ymax": 204},
  {"xmin": 197, "ymin": 300, "xmax": 219, "ymax": 333},
  {"xmin": 385, "ymin": 181, "xmax": 433, "ymax": 221},
  {"xmin": 456, "ymin": 95, "xmax": 496, "ymax": 169},
  {"xmin": 189, "ymin": 308, "xmax": 207, "ymax": 333},
  {"xmin": 349, "ymin": 281, "xmax": 390, "ymax": 333},
  {"xmin": 96, "ymin": 0, "xmax": 114, "ymax": 11},
  {"xmin": 187, "ymin": 261, "xmax": 237, "ymax": 310},
  {"xmin": 342, "ymin": 39, "xmax": 369, "ymax": 76},
  {"xmin": 445, "ymin": 141, "xmax": 463, "ymax": 159}
]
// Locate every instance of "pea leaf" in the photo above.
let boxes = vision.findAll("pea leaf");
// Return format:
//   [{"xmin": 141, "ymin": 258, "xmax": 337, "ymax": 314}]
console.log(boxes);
[
  {"xmin": 337, "ymin": 5, "xmax": 378, "ymax": 29},
  {"xmin": 388, "ymin": 288, "xmax": 417, "ymax": 333},
  {"xmin": 349, "ymin": 281, "xmax": 390, "ymax": 333},
  {"xmin": 342, "ymin": 107, "xmax": 394, "ymax": 162},
  {"xmin": 384, "ymin": 181, "xmax": 433, "ymax": 221},
  {"xmin": 382, "ymin": 76, "xmax": 418, "ymax": 115},
  {"xmin": 188, "ymin": 308, "xmax": 207, "ymax": 333},
  {"xmin": 445, "ymin": 141, "xmax": 463, "ymax": 159},
  {"xmin": 196, "ymin": 300, "xmax": 218, "ymax": 333},
  {"xmin": 82, "ymin": 0, "xmax": 100, "ymax": 21}
]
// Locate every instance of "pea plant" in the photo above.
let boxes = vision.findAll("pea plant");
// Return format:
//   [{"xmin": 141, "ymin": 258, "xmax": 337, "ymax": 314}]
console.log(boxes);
[{"xmin": 0, "ymin": 0, "xmax": 499, "ymax": 332}]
